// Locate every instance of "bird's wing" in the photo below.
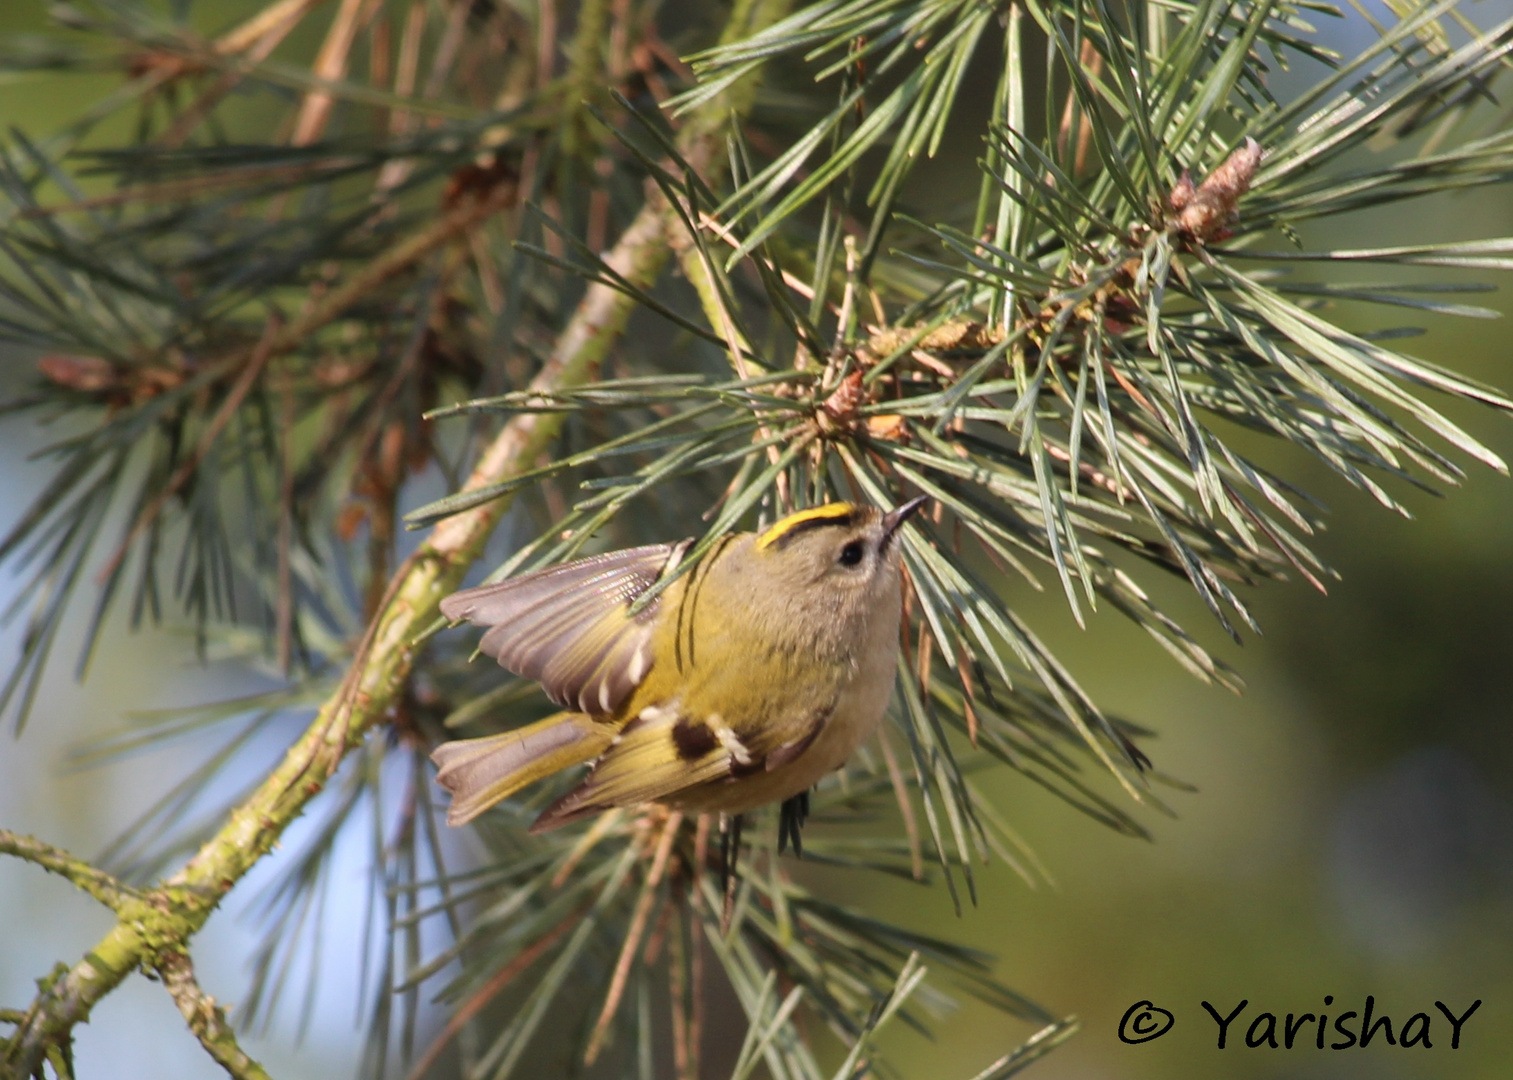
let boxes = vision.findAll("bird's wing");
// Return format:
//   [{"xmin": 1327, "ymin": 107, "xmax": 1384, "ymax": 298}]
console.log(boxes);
[
  {"xmin": 440, "ymin": 541, "xmax": 690, "ymax": 714},
  {"xmin": 529, "ymin": 705, "xmax": 730, "ymax": 831},
  {"xmin": 528, "ymin": 701, "xmax": 831, "ymax": 832}
]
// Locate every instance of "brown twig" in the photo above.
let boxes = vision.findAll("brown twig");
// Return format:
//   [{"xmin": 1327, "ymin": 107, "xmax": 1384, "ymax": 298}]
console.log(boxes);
[
  {"xmin": 536, "ymin": 0, "xmax": 559, "ymax": 89},
  {"xmin": 551, "ymin": 807, "xmax": 625, "ymax": 888},
  {"xmin": 96, "ymin": 314, "xmax": 283, "ymax": 587},
  {"xmin": 19, "ymin": 162, "xmax": 355, "ymax": 219},
  {"xmin": 372, "ymin": 0, "xmax": 427, "ymax": 196},
  {"xmin": 953, "ymin": 637, "xmax": 980, "ymax": 747},
  {"xmin": 403, "ymin": 913, "xmax": 578, "ymax": 1080},
  {"xmin": 641, "ymin": 892, "xmax": 675, "ymax": 966},
  {"xmin": 281, "ymin": 172, "xmax": 517, "ymax": 348},
  {"xmin": 291, "ymin": 0, "xmax": 369, "ymax": 146},
  {"xmin": 105, "ymin": 164, "xmax": 518, "ymax": 583},
  {"xmin": 218, "ymin": 0, "xmax": 332, "ymax": 56},
  {"xmin": 584, "ymin": 811, "xmax": 683, "ymax": 1064},
  {"xmin": 691, "ymin": 812, "xmax": 711, "ymax": 893},
  {"xmin": 161, "ymin": 0, "xmax": 320, "ymax": 148},
  {"xmin": 1056, "ymin": 38, "xmax": 1103, "ymax": 176},
  {"xmin": 668, "ymin": 903, "xmax": 692, "ymax": 1080},
  {"xmin": 275, "ymin": 369, "xmax": 296, "ymax": 673},
  {"xmin": 875, "ymin": 729, "xmax": 923, "ymax": 881},
  {"xmin": 689, "ymin": 904, "xmax": 706, "ymax": 1080}
]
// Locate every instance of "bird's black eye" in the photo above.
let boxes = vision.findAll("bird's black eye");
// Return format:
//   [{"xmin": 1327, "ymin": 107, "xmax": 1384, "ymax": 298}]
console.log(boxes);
[{"xmin": 838, "ymin": 540, "xmax": 865, "ymax": 567}]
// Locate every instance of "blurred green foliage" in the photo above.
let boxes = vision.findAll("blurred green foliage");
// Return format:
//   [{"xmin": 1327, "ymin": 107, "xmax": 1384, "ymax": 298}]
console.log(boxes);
[{"xmin": 875, "ymin": 186, "xmax": 1513, "ymax": 1078}]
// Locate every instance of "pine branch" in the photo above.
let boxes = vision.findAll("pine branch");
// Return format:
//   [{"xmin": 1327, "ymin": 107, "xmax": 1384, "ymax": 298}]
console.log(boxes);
[
  {"xmin": 6, "ymin": 3, "xmax": 1513, "ymax": 1077},
  {"xmin": 155, "ymin": 950, "xmax": 274, "ymax": 1080},
  {"xmin": 0, "ymin": 1, "xmax": 790, "ymax": 1075},
  {"xmin": 0, "ymin": 830, "xmax": 140, "ymax": 913}
]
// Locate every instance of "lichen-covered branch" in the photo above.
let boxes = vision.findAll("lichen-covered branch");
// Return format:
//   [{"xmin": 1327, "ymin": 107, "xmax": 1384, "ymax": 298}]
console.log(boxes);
[
  {"xmin": 155, "ymin": 950, "xmax": 273, "ymax": 1080},
  {"xmin": 0, "ymin": 193, "xmax": 654, "ymax": 1080},
  {"xmin": 0, "ymin": 831, "xmax": 139, "ymax": 914},
  {"xmin": 0, "ymin": 2, "xmax": 787, "ymax": 1075}
]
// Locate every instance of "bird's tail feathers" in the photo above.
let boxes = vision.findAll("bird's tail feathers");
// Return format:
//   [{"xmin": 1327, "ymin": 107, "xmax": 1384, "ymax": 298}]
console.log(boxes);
[{"xmin": 431, "ymin": 712, "xmax": 613, "ymax": 826}]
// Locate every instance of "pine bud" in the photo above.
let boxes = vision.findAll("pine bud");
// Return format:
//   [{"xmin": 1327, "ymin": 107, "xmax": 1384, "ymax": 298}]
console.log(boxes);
[{"xmin": 1170, "ymin": 137, "xmax": 1262, "ymax": 242}]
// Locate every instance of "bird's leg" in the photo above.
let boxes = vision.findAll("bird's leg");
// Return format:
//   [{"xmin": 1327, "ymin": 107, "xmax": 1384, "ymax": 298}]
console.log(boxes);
[
  {"xmin": 719, "ymin": 812, "xmax": 744, "ymax": 934},
  {"xmin": 777, "ymin": 790, "xmax": 810, "ymax": 858}
]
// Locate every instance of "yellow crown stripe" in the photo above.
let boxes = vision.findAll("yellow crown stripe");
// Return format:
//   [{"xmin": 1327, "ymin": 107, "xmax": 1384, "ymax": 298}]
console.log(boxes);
[{"xmin": 756, "ymin": 503, "xmax": 858, "ymax": 551}]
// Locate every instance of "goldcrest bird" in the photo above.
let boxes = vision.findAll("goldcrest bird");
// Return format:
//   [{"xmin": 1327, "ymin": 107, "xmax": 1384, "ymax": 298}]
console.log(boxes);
[{"xmin": 431, "ymin": 497, "xmax": 928, "ymax": 831}]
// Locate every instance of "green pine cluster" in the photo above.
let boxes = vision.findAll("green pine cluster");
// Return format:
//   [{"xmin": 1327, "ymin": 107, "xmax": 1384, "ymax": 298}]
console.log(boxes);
[{"xmin": 3, "ymin": 1, "xmax": 1512, "ymax": 1078}]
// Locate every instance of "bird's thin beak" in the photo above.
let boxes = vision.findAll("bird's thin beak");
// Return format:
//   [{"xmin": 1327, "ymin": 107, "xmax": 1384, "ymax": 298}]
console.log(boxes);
[{"xmin": 881, "ymin": 495, "xmax": 930, "ymax": 545}]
